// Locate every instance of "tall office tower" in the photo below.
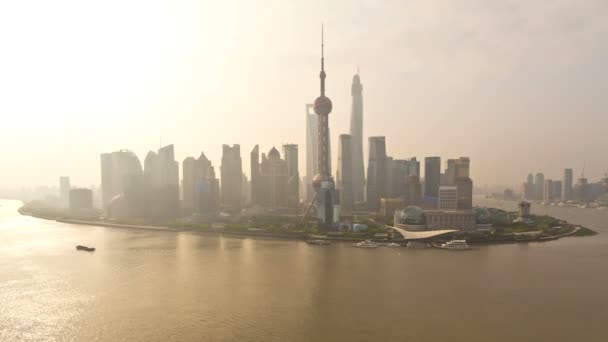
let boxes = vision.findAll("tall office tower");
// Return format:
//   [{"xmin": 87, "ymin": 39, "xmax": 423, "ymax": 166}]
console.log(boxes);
[
  {"xmin": 182, "ymin": 152, "xmax": 212, "ymax": 214},
  {"xmin": 242, "ymin": 173, "xmax": 250, "ymax": 205},
  {"xmin": 576, "ymin": 176, "xmax": 589, "ymax": 203},
  {"xmin": 182, "ymin": 157, "xmax": 198, "ymax": 213},
  {"xmin": 562, "ymin": 168, "xmax": 573, "ymax": 201},
  {"xmin": 59, "ymin": 176, "xmax": 71, "ymax": 208},
  {"xmin": 438, "ymin": 186, "xmax": 457, "ymax": 209},
  {"xmin": 366, "ymin": 136, "xmax": 387, "ymax": 211},
  {"xmin": 250, "ymin": 145, "xmax": 261, "ymax": 205},
  {"xmin": 311, "ymin": 26, "xmax": 337, "ymax": 227},
  {"xmin": 283, "ymin": 144, "xmax": 300, "ymax": 212},
  {"xmin": 349, "ymin": 71, "xmax": 365, "ymax": 204},
  {"xmin": 455, "ymin": 177, "xmax": 473, "ymax": 209},
  {"xmin": 261, "ymin": 147, "xmax": 288, "ymax": 210},
  {"xmin": 337, "ymin": 134, "xmax": 354, "ymax": 211},
  {"xmin": 195, "ymin": 166, "xmax": 220, "ymax": 216},
  {"xmin": 408, "ymin": 157, "xmax": 421, "ymax": 177},
  {"xmin": 405, "ymin": 174, "xmax": 422, "ymax": 206},
  {"xmin": 424, "ymin": 157, "xmax": 441, "ymax": 198},
  {"xmin": 445, "ymin": 157, "xmax": 470, "ymax": 185},
  {"xmin": 552, "ymin": 180, "xmax": 562, "ymax": 200},
  {"xmin": 144, "ymin": 144, "xmax": 179, "ymax": 219},
  {"xmin": 527, "ymin": 173, "xmax": 534, "ymax": 186},
  {"xmin": 392, "ymin": 159, "xmax": 409, "ymax": 199},
  {"xmin": 221, "ymin": 144, "xmax": 243, "ymax": 210},
  {"xmin": 384, "ymin": 156, "xmax": 395, "ymax": 198},
  {"xmin": 100, "ymin": 149, "xmax": 143, "ymax": 207},
  {"xmin": 305, "ymin": 103, "xmax": 317, "ymax": 203},
  {"xmin": 543, "ymin": 179, "xmax": 554, "ymax": 202},
  {"xmin": 535, "ymin": 173, "xmax": 545, "ymax": 200}
]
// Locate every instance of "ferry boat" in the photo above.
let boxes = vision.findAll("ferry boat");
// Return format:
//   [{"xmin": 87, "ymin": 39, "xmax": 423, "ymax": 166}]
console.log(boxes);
[
  {"xmin": 306, "ymin": 239, "xmax": 331, "ymax": 246},
  {"xmin": 385, "ymin": 242, "xmax": 401, "ymax": 247},
  {"xmin": 353, "ymin": 240, "xmax": 380, "ymax": 248},
  {"xmin": 76, "ymin": 245, "xmax": 95, "ymax": 252},
  {"xmin": 436, "ymin": 240, "xmax": 471, "ymax": 250}
]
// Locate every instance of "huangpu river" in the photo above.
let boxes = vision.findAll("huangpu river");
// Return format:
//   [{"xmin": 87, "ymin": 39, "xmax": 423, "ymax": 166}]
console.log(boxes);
[{"xmin": 1, "ymin": 198, "xmax": 608, "ymax": 341}]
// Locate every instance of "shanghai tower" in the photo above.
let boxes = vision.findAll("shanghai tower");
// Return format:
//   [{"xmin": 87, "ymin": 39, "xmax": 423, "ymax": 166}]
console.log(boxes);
[
  {"xmin": 312, "ymin": 26, "xmax": 336, "ymax": 227},
  {"xmin": 350, "ymin": 71, "xmax": 365, "ymax": 204}
]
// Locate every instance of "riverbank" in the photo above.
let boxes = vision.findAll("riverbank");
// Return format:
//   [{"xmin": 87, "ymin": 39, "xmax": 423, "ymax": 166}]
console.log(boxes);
[{"xmin": 18, "ymin": 206, "xmax": 596, "ymax": 245}]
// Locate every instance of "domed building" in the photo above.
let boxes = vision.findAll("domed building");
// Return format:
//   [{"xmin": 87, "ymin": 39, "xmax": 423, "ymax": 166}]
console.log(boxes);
[
  {"xmin": 394, "ymin": 206, "xmax": 427, "ymax": 231},
  {"xmin": 473, "ymin": 207, "xmax": 491, "ymax": 224}
]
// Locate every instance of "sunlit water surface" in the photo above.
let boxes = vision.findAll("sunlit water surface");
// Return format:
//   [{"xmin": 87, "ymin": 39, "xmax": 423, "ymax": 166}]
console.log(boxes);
[{"xmin": 1, "ymin": 198, "xmax": 608, "ymax": 341}]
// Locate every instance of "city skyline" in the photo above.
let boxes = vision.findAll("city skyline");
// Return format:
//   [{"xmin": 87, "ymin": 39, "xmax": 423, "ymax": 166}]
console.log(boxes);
[{"xmin": 1, "ymin": 1, "xmax": 608, "ymax": 189}]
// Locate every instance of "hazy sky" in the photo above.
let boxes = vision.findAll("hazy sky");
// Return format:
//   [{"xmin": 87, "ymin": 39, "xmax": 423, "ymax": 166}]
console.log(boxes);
[{"xmin": 1, "ymin": 0, "xmax": 607, "ymax": 189}]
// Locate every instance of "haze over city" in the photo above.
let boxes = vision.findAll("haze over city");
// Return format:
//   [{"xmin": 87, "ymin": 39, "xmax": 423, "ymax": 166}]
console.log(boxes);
[{"xmin": 1, "ymin": 0, "xmax": 607, "ymax": 189}]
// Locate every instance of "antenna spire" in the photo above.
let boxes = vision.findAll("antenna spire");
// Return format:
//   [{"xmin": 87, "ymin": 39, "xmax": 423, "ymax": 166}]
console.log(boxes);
[{"xmin": 319, "ymin": 23, "xmax": 326, "ymax": 96}]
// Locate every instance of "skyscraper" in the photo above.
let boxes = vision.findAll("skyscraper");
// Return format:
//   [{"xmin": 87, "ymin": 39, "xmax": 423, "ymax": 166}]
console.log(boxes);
[
  {"xmin": 144, "ymin": 144, "xmax": 179, "ymax": 219},
  {"xmin": 544, "ymin": 179, "xmax": 554, "ymax": 202},
  {"xmin": 424, "ymin": 157, "xmax": 441, "ymax": 198},
  {"xmin": 182, "ymin": 152, "xmax": 212, "ymax": 214},
  {"xmin": 562, "ymin": 168, "xmax": 573, "ymax": 202},
  {"xmin": 283, "ymin": 144, "xmax": 300, "ymax": 211},
  {"xmin": 366, "ymin": 136, "xmax": 387, "ymax": 211},
  {"xmin": 337, "ymin": 134, "xmax": 354, "ymax": 211},
  {"xmin": 535, "ymin": 173, "xmax": 545, "ymax": 200},
  {"xmin": 59, "ymin": 176, "xmax": 71, "ymax": 209},
  {"xmin": 100, "ymin": 149, "xmax": 143, "ymax": 208},
  {"xmin": 349, "ymin": 71, "xmax": 365, "ymax": 204},
  {"xmin": 250, "ymin": 145, "xmax": 261, "ymax": 205},
  {"xmin": 220, "ymin": 144, "xmax": 243, "ymax": 210},
  {"xmin": 311, "ymin": 26, "xmax": 337, "ymax": 227},
  {"xmin": 305, "ymin": 104, "xmax": 317, "ymax": 203}
]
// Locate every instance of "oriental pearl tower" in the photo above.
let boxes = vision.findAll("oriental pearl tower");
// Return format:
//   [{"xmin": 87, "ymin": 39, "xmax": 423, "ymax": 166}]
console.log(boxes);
[{"xmin": 312, "ymin": 25, "xmax": 337, "ymax": 227}]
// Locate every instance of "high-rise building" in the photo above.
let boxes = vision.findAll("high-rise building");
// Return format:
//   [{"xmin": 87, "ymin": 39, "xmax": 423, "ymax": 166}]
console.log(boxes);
[
  {"xmin": 100, "ymin": 149, "xmax": 143, "ymax": 208},
  {"xmin": 562, "ymin": 168, "xmax": 573, "ymax": 202},
  {"xmin": 455, "ymin": 176, "xmax": 473, "ymax": 209},
  {"xmin": 384, "ymin": 156, "xmax": 395, "ymax": 198},
  {"xmin": 366, "ymin": 136, "xmax": 387, "ymax": 211},
  {"xmin": 337, "ymin": 134, "xmax": 354, "ymax": 211},
  {"xmin": 535, "ymin": 173, "xmax": 545, "ymax": 200},
  {"xmin": 552, "ymin": 180, "xmax": 562, "ymax": 200},
  {"xmin": 311, "ymin": 26, "xmax": 337, "ymax": 227},
  {"xmin": 250, "ymin": 145, "xmax": 261, "ymax": 206},
  {"xmin": 405, "ymin": 174, "xmax": 422, "ymax": 206},
  {"xmin": 220, "ymin": 144, "xmax": 243, "ymax": 210},
  {"xmin": 424, "ymin": 157, "xmax": 441, "ymax": 199},
  {"xmin": 576, "ymin": 176, "xmax": 589, "ymax": 203},
  {"xmin": 305, "ymin": 103, "xmax": 317, "ymax": 203},
  {"xmin": 438, "ymin": 186, "xmax": 457, "ymax": 209},
  {"xmin": 544, "ymin": 179, "xmax": 554, "ymax": 202},
  {"xmin": 182, "ymin": 152, "xmax": 212, "ymax": 214},
  {"xmin": 349, "ymin": 71, "xmax": 365, "ymax": 204},
  {"xmin": 59, "ymin": 176, "xmax": 71, "ymax": 208},
  {"xmin": 250, "ymin": 147, "xmax": 289, "ymax": 211},
  {"xmin": 445, "ymin": 157, "xmax": 470, "ymax": 185},
  {"xmin": 283, "ymin": 144, "xmax": 300, "ymax": 212},
  {"xmin": 144, "ymin": 144, "xmax": 180, "ymax": 219},
  {"xmin": 194, "ymin": 166, "xmax": 219, "ymax": 216},
  {"xmin": 391, "ymin": 159, "xmax": 409, "ymax": 199}
]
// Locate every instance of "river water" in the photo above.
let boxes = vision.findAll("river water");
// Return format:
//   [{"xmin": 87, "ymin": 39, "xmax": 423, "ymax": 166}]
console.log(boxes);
[{"xmin": 1, "ymin": 198, "xmax": 607, "ymax": 342}]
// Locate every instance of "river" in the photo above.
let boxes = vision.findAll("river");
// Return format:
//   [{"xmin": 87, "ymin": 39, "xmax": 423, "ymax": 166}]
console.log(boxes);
[{"xmin": 1, "ymin": 198, "xmax": 608, "ymax": 342}]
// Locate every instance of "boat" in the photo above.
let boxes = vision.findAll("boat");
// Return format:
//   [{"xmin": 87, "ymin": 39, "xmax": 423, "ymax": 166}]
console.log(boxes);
[
  {"xmin": 353, "ymin": 240, "xmax": 380, "ymax": 248},
  {"xmin": 385, "ymin": 242, "xmax": 401, "ymax": 247},
  {"xmin": 306, "ymin": 239, "xmax": 331, "ymax": 246},
  {"xmin": 435, "ymin": 240, "xmax": 471, "ymax": 250},
  {"xmin": 406, "ymin": 241, "xmax": 429, "ymax": 249},
  {"xmin": 76, "ymin": 245, "xmax": 95, "ymax": 252}
]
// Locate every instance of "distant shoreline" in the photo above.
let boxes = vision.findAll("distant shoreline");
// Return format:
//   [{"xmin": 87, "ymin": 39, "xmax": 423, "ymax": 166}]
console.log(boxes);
[{"xmin": 18, "ymin": 206, "xmax": 594, "ymax": 245}]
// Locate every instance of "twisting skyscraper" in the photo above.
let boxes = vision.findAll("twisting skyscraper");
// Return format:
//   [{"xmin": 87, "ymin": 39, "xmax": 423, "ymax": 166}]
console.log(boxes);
[
  {"xmin": 349, "ymin": 71, "xmax": 365, "ymax": 204},
  {"xmin": 312, "ymin": 26, "xmax": 337, "ymax": 227}
]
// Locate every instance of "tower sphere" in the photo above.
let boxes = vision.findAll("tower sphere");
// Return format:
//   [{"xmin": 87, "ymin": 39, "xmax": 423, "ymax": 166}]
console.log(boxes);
[{"xmin": 314, "ymin": 95, "xmax": 332, "ymax": 116}]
